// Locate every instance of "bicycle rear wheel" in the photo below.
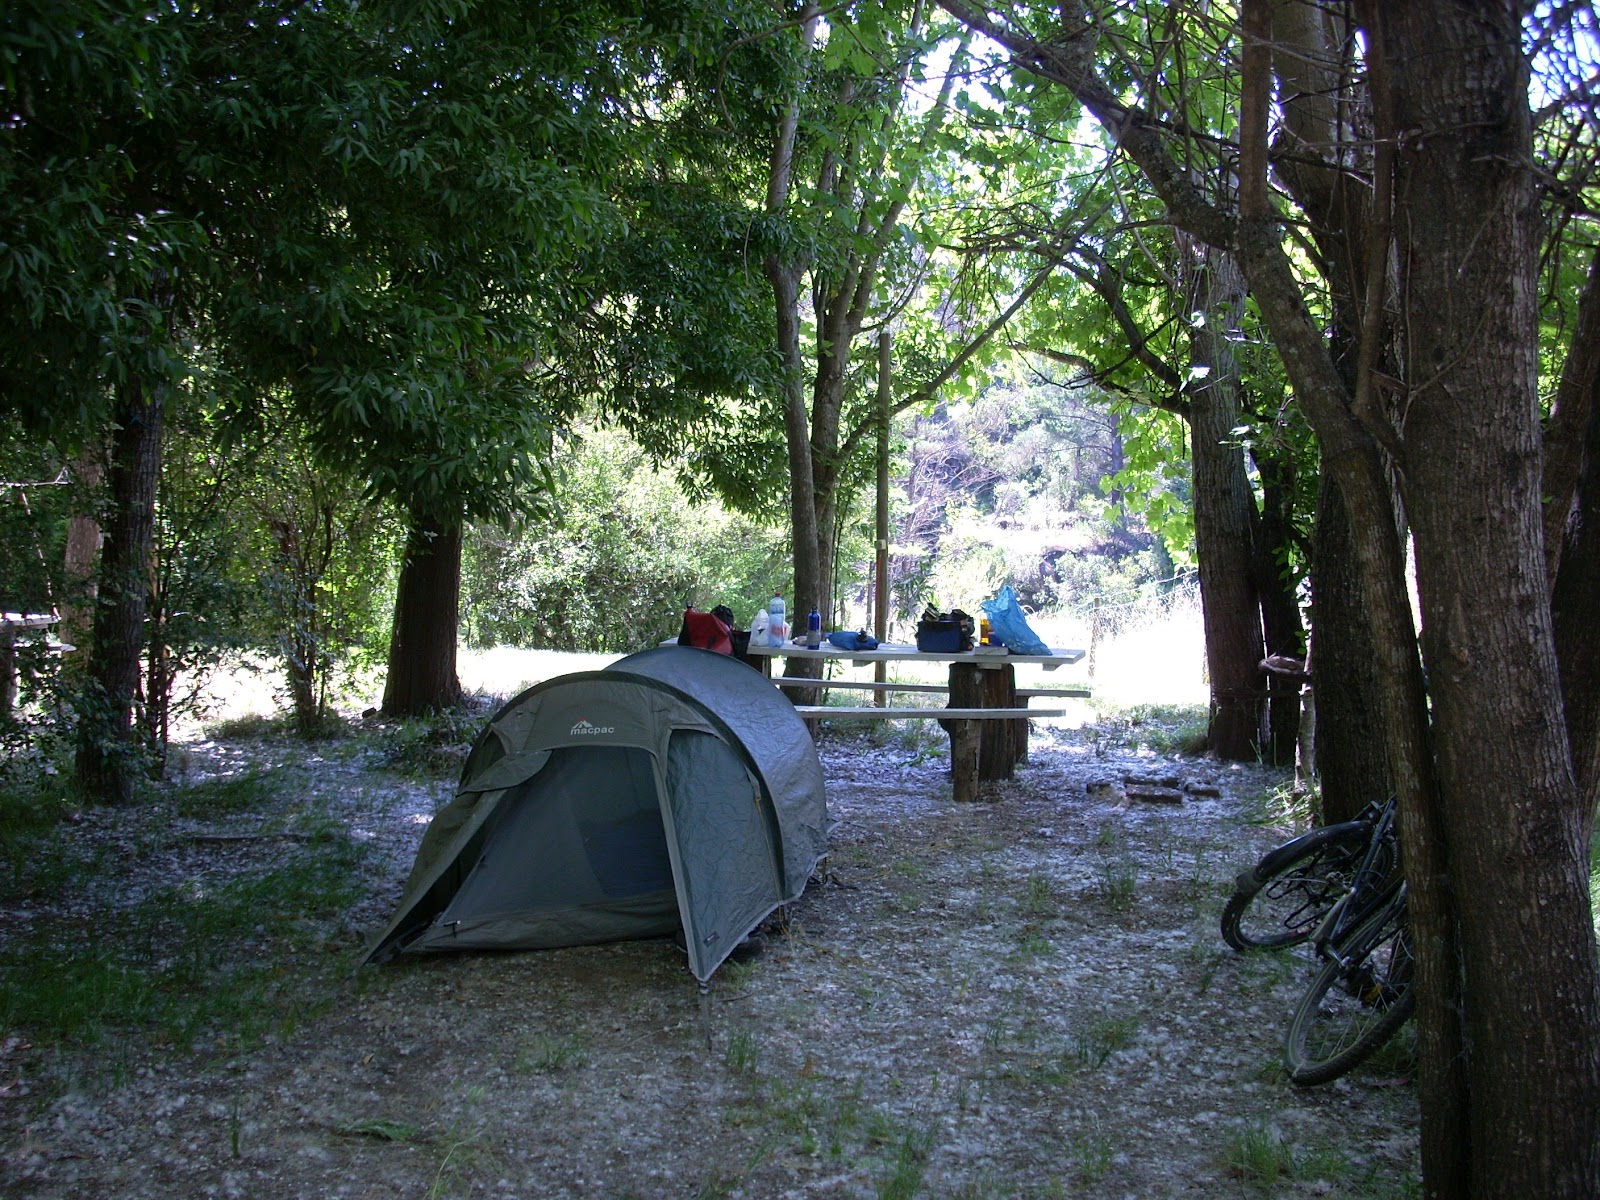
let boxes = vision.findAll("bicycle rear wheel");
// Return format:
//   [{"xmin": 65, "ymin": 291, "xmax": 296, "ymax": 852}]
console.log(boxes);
[
  {"xmin": 1283, "ymin": 888, "xmax": 1415, "ymax": 1086},
  {"xmin": 1221, "ymin": 822, "xmax": 1372, "ymax": 951}
]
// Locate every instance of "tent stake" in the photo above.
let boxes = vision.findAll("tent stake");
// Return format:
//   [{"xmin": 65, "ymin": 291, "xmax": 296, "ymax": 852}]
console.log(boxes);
[{"xmin": 698, "ymin": 981, "xmax": 714, "ymax": 1052}]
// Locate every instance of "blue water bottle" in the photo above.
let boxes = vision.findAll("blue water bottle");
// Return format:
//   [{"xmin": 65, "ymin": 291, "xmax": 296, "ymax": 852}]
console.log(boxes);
[{"xmin": 807, "ymin": 607, "xmax": 822, "ymax": 648}]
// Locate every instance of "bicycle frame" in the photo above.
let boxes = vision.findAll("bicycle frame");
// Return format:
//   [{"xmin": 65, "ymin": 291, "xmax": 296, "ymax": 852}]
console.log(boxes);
[{"xmin": 1307, "ymin": 795, "xmax": 1400, "ymax": 961}]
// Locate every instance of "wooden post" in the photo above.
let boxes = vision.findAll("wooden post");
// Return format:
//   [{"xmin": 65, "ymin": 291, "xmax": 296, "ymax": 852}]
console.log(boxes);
[
  {"xmin": 0, "ymin": 620, "xmax": 15, "ymax": 720},
  {"xmin": 1088, "ymin": 599, "xmax": 1100, "ymax": 679}
]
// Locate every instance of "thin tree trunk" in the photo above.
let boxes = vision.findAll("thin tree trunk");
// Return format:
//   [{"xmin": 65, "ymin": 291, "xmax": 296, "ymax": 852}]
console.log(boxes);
[
  {"xmin": 60, "ymin": 448, "xmax": 104, "ymax": 657},
  {"xmin": 763, "ymin": 3, "xmax": 823, "ymax": 690},
  {"xmin": 1264, "ymin": 0, "xmax": 1397, "ymax": 814},
  {"xmin": 1185, "ymin": 244, "xmax": 1266, "ymax": 759},
  {"xmin": 75, "ymin": 379, "xmax": 164, "ymax": 804},
  {"xmin": 1306, "ymin": 474, "xmax": 1391, "ymax": 822},
  {"xmin": 1250, "ymin": 436, "xmax": 1305, "ymax": 766},
  {"xmin": 1552, "ymin": 363, "xmax": 1600, "ymax": 808}
]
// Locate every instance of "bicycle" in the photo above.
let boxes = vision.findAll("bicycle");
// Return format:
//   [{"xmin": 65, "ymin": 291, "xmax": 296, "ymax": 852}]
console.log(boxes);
[
  {"xmin": 1282, "ymin": 879, "xmax": 1413, "ymax": 1084},
  {"xmin": 1221, "ymin": 795, "xmax": 1416, "ymax": 1085},
  {"xmin": 1221, "ymin": 795, "xmax": 1397, "ymax": 952}
]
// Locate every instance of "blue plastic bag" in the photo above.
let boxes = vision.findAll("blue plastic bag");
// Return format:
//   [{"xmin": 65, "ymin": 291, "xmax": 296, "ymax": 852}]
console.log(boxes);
[
  {"xmin": 826, "ymin": 630, "xmax": 880, "ymax": 651},
  {"xmin": 981, "ymin": 586, "xmax": 1049, "ymax": 655}
]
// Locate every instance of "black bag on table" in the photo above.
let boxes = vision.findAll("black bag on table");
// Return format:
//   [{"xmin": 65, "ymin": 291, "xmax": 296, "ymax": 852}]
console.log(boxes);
[{"xmin": 915, "ymin": 605, "xmax": 974, "ymax": 652}]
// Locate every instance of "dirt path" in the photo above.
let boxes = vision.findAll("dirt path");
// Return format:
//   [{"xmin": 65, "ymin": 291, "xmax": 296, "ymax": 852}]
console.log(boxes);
[{"xmin": 2, "ymin": 724, "xmax": 1420, "ymax": 1199}]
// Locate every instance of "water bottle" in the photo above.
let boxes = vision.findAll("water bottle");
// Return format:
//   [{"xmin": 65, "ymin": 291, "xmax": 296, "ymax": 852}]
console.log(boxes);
[
  {"xmin": 767, "ymin": 593, "xmax": 786, "ymax": 647},
  {"xmin": 806, "ymin": 607, "xmax": 822, "ymax": 648}
]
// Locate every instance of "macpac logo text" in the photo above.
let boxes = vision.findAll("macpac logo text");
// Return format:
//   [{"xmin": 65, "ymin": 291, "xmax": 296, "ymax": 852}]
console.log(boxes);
[{"xmin": 570, "ymin": 719, "xmax": 616, "ymax": 736}]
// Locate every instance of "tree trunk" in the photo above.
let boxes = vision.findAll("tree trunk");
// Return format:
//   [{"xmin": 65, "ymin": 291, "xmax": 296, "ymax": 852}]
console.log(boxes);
[
  {"xmin": 1552, "ymin": 364, "xmax": 1600, "ymax": 806},
  {"xmin": 762, "ymin": 9, "xmax": 825, "ymax": 691},
  {"xmin": 1380, "ymin": 6, "xmax": 1600, "ymax": 1192},
  {"xmin": 75, "ymin": 379, "xmax": 164, "ymax": 804},
  {"xmin": 60, "ymin": 447, "xmax": 104, "ymax": 657},
  {"xmin": 1548, "ymin": 249, "xmax": 1600, "ymax": 810},
  {"xmin": 1307, "ymin": 474, "xmax": 1391, "ymax": 822},
  {"xmin": 938, "ymin": 2, "xmax": 1600, "ymax": 1192},
  {"xmin": 1251, "ymin": 437, "xmax": 1306, "ymax": 766},
  {"xmin": 1266, "ymin": 0, "xmax": 1392, "ymax": 815},
  {"xmin": 381, "ymin": 514, "xmax": 463, "ymax": 717},
  {"xmin": 1185, "ymin": 243, "xmax": 1267, "ymax": 759}
]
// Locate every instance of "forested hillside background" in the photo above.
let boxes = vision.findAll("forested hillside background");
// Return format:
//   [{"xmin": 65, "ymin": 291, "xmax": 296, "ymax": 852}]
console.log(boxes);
[{"xmin": 2, "ymin": 370, "xmax": 1187, "ymax": 733}]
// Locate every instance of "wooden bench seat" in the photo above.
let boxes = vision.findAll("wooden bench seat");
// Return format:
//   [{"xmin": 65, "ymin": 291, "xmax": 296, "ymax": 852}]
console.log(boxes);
[
  {"xmin": 792, "ymin": 704, "xmax": 1068, "ymax": 801},
  {"xmin": 791, "ymin": 706, "xmax": 1065, "ymax": 720},
  {"xmin": 770, "ymin": 678, "xmax": 1090, "ymax": 700},
  {"xmin": 770, "ymin": 677, "xmax": 949, "ymax": 694}
]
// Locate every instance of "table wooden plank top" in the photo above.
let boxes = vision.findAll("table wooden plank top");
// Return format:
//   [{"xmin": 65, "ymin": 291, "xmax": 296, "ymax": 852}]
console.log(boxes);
[{"xmin": 741, "ymin": 640, "xmax": 1085, "ymax": 670}]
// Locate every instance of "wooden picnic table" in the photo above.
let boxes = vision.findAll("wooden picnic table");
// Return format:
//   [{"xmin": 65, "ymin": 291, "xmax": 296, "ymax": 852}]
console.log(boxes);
[
  {"xmin": 742, "ymin": 639, "xmax": 1088, "ymax": 801},
  {"xmin": 1, "ymin": 611, "xmax": 60, "ymax": 718}
]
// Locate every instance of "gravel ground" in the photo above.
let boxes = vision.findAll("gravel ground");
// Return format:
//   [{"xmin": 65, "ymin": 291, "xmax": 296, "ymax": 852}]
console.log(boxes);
[{"xmin": 1, "ymin": 718, "xmax": 1421, "ymax": 1199}]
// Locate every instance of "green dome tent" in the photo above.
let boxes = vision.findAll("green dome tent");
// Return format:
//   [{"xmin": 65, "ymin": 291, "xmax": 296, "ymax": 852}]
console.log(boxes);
[{"xmin": 364, "ymin": 646, "xmax": 829, "ymax": 982}]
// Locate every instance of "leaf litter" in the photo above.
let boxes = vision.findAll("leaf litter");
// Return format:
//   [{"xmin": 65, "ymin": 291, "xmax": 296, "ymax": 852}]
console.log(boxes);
[{"xmin": 1, "ymin": 718, "xmax": 1420, "ymax": 1198}]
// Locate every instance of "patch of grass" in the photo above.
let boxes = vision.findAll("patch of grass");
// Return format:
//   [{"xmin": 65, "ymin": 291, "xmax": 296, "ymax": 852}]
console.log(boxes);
[
  {"xmin": 745, "ymin": 1072, "xmax": 868, "ymax": 1158},
  {"xmin": 877, "ymin": 1125, "xmax": 934, "ymax": 1200},
  {"xmin": 1086, "ymin": 702, "xmax": 1208, "ymax": 755},
  {"xmin": 719, "ymin": 954, "xmax": 761, "ymax": 991},
  {"xmin": 0, "ymin": 809, "xmax": 365, "ymax": 1059},
  {"xmin": 891, "ymin": 855, "xmax": 927, "ymax": 881},
  {"xmin": 1066, "ymin": 1013, "xmax": 1139, "ymax": 1073},
  {"xmin": 514, "ymin": 1032, "xmax": 589, "ymax": 1074},
  {"xmin": 1019, "ymin": 873, "xmax": 1055, "ymax": 917},
  {"xmin": 724, "ymin": 1028, "xmax": 761, "ymax": 1076},
  {"xmin": 364, "ymin": 702, "xmax": 489, "ymax": 779},
  {"xmin": 729, "ymin": 1063, "xmax": 942, "ymax": 1191},
  {"xmin": 337, "ymin": 1118, "xmax": 425, "ymax": 1142},
  {"xmin": 1009, "ymin": 926, "xmax": 1052, "ymax": 960},
  {"xmin": 1069, "ymin": 1121, "xmax": 1116, "ymax": 1182},
  {"xmin": 1357, "ymin": 1021, "xmax": 1419, "ymax": 1078},
  {"xmin": 1223, "ymin": 1122, "xmax": 1384, "ymax": 1190},
  {"xmin": 693, "ymin": 1166, "xmax": 741, "ymax": 1200},
  {"xmin": 1236, "ymin": 780, "xmax": 1317, "ymax": 829},
  {"xmin": 1187, "ymin": 944, "xmax": 1233, "ymax": 996},
  {"xmin": 1178, "ymin": 845, "xmax": 1222, "ymax": 906},
  {"xmin": 1225, "ymin": 1122, "xmax": 1297, "ymax": 1184},
  {"xmin": 996, "ymin": 1011, "xmax": 1140, "ymax": 1086},
  {"xmin": 0, "ymin": 824, "xmax": 108, "ymax": 906},
  {"xmin": 170, "ymin": 766, "xmax": 304, "ymax": 817},
  {"xmin": 0, "ymin": 768, "xmax": 86, "ymax": 901},
  {"xmin": 425, "ymin": 1116, "xmax": 500, "ymax": 1200},
  {"xmin": 1096, "ymin": 853, "xmax": 1138, "ymax": 911},
  {"xmin": 204, "ymin": 710, "xmax": 300, "ymax": 741}
]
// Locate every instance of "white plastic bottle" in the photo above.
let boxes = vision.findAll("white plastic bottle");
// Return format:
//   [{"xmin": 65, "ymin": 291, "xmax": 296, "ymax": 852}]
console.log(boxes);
[{"xmin": 768, "ymin": 593, "xmax": 787, "ymax": 647}]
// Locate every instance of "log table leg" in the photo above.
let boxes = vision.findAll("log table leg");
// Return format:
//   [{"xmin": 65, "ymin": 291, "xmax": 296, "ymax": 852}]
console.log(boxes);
[
  {"xmin": 948, "ymin": 662, "xmax": 1024, "ymax": 781},
  {"xmin": 946, "ymin": 719, "xmax": 980, "ymax": 802},
  {"xmin": 0, "ymin": 624, "xmax": 14, "ymax": 720}
]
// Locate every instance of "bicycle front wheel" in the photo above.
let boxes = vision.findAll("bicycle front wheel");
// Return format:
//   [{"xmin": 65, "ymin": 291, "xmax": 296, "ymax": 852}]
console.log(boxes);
[
  {"xmin": 1221, "ymin": 821, "xmax": 1372, "ymax": 951},
  {"xmin": 1283, "ymin": 889, "xmax": 1415, "ymax": 1086}
]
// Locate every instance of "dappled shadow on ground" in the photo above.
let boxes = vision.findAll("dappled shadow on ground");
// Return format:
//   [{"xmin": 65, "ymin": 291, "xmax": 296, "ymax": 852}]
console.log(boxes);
[{"xmin": 1, "ymin": 718, "xmax": 1419, "ymax": 1199}]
